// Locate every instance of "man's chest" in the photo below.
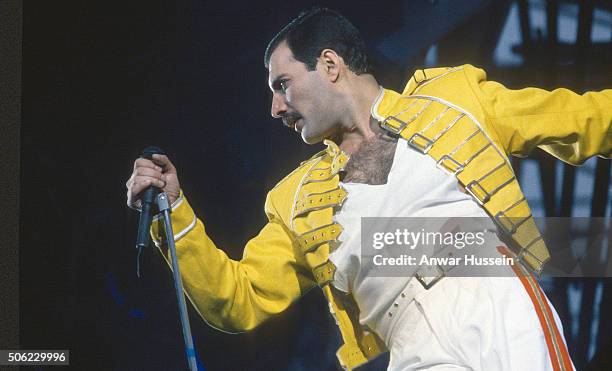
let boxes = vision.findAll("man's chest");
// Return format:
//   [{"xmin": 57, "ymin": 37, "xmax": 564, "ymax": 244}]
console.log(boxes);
[{"xmin": 341, "ymin": 135, "xmax": 398, "ymax": 185}]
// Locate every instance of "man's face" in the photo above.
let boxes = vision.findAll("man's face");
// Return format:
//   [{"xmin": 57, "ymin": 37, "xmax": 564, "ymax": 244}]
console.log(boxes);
[{"xmin": 268, "ymin": 41, "xmax": 337, "ymax": 144}]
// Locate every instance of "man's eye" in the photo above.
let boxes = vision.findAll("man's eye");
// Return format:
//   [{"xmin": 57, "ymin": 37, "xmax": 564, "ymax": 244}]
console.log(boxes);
[{"xmin": 280, "ymin": 81, "xmax": 288, "ymax": 92}]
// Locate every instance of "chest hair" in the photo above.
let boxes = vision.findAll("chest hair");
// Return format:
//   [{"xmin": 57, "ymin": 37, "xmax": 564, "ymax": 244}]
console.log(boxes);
[{"xmin": 341, "ymin": 133, "xmax": 398, "ymax": 185}]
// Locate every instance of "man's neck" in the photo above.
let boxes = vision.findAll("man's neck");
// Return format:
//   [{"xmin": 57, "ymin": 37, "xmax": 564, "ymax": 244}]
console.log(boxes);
[{"xmin": 335, "ymin": 76, "xmax": 382, "ymax": 155}]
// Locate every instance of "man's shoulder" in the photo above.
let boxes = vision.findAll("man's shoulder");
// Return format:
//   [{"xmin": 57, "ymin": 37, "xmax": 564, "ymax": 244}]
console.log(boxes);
[
  {"xmin": 267, "ymin": 149, "xmax": 327, "ymax": 201},
  {"xmin": 402, "ymin": 64, "xmax": 486, "ymax": 96},
  {"xmin": 370, "ymin": 64, "xmax": 490, "ymax": 121},
  {"xmin": 272, "ymin": 150, "xmax": 326, "ymax": 190}
]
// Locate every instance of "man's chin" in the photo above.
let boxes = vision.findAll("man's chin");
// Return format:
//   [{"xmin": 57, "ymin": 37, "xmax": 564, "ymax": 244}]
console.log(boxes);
[
  {"xmin": 300, "ymin": 127, "xmax": 340, "ymax": 145},
  {"xmin": 300, "ymin": 130, "xmax": 324, "ymax": 145}
]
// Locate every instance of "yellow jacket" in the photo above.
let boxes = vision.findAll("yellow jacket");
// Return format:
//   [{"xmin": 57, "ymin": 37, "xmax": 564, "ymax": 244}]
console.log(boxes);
[{"xmin": 151, "ymin": 65, "xmax": 611, "ymax": 370}]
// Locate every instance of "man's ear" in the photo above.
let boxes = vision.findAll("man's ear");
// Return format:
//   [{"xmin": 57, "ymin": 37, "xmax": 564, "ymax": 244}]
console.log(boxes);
[{"xmin": 319, "ymin": 49, "xmax": 342, "ymax": 82}]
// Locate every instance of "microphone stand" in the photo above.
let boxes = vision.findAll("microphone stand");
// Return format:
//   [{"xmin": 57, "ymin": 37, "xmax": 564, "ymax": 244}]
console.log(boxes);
[{"xmin": 156, "ymin": 192, "xmax": 198, "ymax": 371}]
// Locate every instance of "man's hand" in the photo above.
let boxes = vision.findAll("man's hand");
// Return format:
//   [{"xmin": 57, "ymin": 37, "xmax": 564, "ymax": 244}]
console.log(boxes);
[{"xmin": 126, "ymin": 154, "xmax": 181, "ymax": 210}]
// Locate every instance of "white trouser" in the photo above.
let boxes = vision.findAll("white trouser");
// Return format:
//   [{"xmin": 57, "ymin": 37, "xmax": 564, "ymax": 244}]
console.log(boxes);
[{"xmin": 382, "ymin": 274, "xmax": 574, "ymax": 371}]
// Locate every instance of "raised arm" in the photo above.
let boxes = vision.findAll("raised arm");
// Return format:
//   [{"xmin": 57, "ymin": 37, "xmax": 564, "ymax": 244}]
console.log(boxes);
[{"xmin": 464, "ymin": 65, "xmax": 612, "ymax": 164}]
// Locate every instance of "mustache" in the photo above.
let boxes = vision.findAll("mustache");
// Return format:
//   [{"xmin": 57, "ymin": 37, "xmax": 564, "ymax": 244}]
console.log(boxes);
[{"xmin": 282, "ymin": 112, "xmax": 302, "ymax": 128}]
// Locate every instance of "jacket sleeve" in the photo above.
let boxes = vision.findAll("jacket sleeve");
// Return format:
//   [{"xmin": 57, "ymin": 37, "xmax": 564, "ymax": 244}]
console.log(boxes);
[
  {"xmin": 464, "ymin": 65, "xmax": 612, "ymax": 165},
  {"xmin": 150, "ymin": 191, "xmax": 316, "ymax": 333}
]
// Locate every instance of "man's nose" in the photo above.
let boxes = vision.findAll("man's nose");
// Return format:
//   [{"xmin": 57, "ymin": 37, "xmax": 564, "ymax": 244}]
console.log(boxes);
[{"xmin": 271, "ymin": 93, "xmax": 288, "ymax": 118}]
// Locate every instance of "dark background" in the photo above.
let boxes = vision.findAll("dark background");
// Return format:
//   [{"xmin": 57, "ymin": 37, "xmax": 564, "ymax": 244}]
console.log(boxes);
[{"xmin": 16, "ymin": 0, "xmax": 611, "ymax": 370}]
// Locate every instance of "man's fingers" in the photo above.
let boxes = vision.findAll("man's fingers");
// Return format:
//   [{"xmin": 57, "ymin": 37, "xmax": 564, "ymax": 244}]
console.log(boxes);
[
  {"xmin": 127, "ymin": 154, "xmax": 180, "ymax": 208},
  {"xmin": 130, "ymin": 177, "xmax": 166, "ymax": 194},
  {"xmin": 134, "ymin": 158, "xmax": 162, "ymax": 172},
  {"xmin": 134, "ymin": 166, "xmax": 162, "ymax": 178},
  {"xmin": 152, "ymin": 154, "xmax": 176, "ymax": 172},
  {"xmin": 134, "ymin": 154, "xmax": 175, "ymax": 174}
]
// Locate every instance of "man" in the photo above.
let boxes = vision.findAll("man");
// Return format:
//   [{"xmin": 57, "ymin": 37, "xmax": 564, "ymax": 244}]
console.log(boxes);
[{"xmin": 126, "ymin": 7, "xmax": 610, "ymax": 370}]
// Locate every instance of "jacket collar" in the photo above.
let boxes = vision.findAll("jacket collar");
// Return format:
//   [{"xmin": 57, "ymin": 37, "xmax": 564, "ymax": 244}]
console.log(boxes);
[{"xmin": 370, "ymin": 86, "xmax": 402, "ymax": 122}]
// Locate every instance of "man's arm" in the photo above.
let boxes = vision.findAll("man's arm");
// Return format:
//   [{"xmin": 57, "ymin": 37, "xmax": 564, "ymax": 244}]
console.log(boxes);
[
  {"xmin": 150, "ymin": 192, "xmax": 316, "ymax": 333},
  {"xmin": 127, "ymin": 155, "xmax": 316, "ymax": 334},
  {"xmin": 464, "ymin": 65, "xmax": 612, "ymax": 164}
]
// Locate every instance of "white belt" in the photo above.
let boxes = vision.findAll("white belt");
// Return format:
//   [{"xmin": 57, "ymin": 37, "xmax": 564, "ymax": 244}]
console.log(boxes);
[{"xmin": 374, "ymin": 277, "xmax": 426, "ymax": 345}]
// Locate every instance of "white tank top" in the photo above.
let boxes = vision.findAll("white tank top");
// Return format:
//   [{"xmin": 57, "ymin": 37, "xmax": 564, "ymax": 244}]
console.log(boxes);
[{"xmin": 329, "ymin": 137, "xmax": 502, "ymax": 332}]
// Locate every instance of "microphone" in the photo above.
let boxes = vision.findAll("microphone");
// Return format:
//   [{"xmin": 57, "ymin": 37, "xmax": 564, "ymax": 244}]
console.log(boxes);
[{"xmin": 135, "ymin": 146, "xmax": 166, "ymax": 252}]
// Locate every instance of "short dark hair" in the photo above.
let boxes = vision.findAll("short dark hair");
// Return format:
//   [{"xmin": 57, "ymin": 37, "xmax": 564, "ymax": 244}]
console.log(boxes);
[{"xmin": 264, "ymin": 7, "xmax": 373, "ymax": 75}]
